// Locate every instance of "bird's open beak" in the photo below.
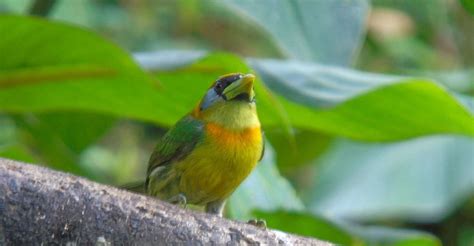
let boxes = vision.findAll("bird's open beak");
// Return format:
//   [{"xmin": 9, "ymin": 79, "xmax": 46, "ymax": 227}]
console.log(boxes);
[{"xmin": 222, "ymin": 74, "xmax": 255, "ymax": 101}]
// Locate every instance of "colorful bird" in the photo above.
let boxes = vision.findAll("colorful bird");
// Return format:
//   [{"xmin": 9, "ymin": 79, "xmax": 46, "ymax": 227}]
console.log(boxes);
[{"xmin": 146, "ymin": 73, "xmax": 264, "ymax": 217}]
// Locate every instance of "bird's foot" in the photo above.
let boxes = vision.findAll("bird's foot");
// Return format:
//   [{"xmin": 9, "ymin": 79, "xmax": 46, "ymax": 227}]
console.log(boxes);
[
  {"xmin": 247, "ymin": 219, "xmax": 266, "ymax": 229},
  {"xmin": 168, "ymin": 193, "xmax": 187, "ymax": 209}
]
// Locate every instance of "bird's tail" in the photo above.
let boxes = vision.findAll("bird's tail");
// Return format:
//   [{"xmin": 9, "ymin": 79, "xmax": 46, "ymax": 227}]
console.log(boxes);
[{"xmin": 120, "ymin": 181, "xmax": 146, "ymax": 194}]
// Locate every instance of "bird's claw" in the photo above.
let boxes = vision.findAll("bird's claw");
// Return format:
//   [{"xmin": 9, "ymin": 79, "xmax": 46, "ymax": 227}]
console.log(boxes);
[
  {"xmin": 169, "ymin": 193, "xmax": 187, "ymax": 209},
  {"xmin": 247, "ymin": 219, "xmax": 266, "ymax": 229}
]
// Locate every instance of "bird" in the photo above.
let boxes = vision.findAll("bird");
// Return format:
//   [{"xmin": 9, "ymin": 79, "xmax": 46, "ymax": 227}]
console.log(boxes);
[{"xmin": 145, "ymin": 73, "xmax": 264, "ymax": 217}]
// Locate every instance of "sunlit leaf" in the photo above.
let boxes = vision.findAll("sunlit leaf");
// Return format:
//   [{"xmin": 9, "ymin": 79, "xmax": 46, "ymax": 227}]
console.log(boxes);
[
  {"xmin": 0, "ymin": 16, "xmax": 286, "ymax": 128},
  {"xmin": 0, "ymin": 15, "xmax": 161, "ymax": 123}
]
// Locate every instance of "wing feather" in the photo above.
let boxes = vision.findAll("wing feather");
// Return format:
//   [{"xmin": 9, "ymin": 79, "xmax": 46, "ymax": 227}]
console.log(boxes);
[{"xmin": 146, "ymin": 116, "xmax": 203, "ymax": 184}]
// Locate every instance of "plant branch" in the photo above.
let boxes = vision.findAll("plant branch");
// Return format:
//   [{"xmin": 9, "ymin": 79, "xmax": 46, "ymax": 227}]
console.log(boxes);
[{"xmin": 0, "ymin": 158, "xmax": 330, "ymax": 245}]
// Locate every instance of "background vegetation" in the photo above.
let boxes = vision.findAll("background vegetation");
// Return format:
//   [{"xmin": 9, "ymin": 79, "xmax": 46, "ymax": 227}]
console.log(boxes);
[{"xmin": 1, "ymin": 0, "xmax": 473, "ymax": 245}]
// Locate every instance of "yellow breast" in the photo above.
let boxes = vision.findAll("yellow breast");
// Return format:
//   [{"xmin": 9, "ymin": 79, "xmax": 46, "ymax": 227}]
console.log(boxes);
[{"xmin": 177, "ymin": 122, "xmax": 263, "ymax": 204}]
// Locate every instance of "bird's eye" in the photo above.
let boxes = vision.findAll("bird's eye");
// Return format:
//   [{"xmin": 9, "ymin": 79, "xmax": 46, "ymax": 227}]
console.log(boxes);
[
  {"xmin": 214, "ymin": 73, "xmax": 243, "ymax": 95},
  {"xmin": 214, "ymin": 83, "xmax": 224, "ymax": 94}
]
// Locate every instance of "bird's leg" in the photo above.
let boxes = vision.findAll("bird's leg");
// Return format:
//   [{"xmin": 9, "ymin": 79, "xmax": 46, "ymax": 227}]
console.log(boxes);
[
  {"xmin": 205, "ymin": 199, "xmax": 226, "ymax": 217},
  {"xmin": 168, "ymin": 193, "xmax": 187, "ymax": 208},
  {"xmin": 247, "ymin": 219, "xmax": 267, "ymax": 229}
]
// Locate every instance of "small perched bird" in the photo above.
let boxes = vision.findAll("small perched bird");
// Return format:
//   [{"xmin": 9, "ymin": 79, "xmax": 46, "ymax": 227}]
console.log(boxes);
[{"xmin": 146, "ymin": 73, "xmax": 264, "ymax": 217}]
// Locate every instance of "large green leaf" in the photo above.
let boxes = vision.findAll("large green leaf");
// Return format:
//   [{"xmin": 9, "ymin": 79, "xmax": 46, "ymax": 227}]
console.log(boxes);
[
  {"xmin": 141, "ymin": 53, "xmax": 474, "ymax": 140},
  {"xmin": 282, "ymin": 79, "xmax": 474, "ymax": 140},
  {"xmin": 222, "ymin": 0, "xmax": 369, "ymax": 65},
  {"xmin": 5, "ymin": 112, "xmax": 116, "ymax": 176},
  {"xmin": 11, "ymin": 114, "xmax": 86, "ymax": 175},
  {"xmin": 0, "ymin": 115, "xmax": 36, "ymax": 164},
  {"xmin": 0, "ymin": 15, "xmax": 163, "ymax": 122},
  {"xmin": 248, "ymin": 59, "xmax": 474, "ymax": 140},
  {"xmin": 248, "ymin": 58, "xmax": 403, "ymax": 108},
  {"xmin": 305, "ymin": 134, "xmax": 474, "ymax": 223},
  {"xmin": 0, "ymin": 16, "xmax": 285, "ymax": 128},
  {"xmin": 460, "ymin": 0, "xmax": 474, "ymax": 16},
  {"xmin": 266, "ymin": 129, "xmax": 332, "ymax": 173},
  {"xmin": 304, "ymin": 95, "xmax": 474, "ymax": 222},
  {"xmin": 1, "ymin": 16, "xmax": 473, "ymax": 142},
  {"xmin": 34, "ymin": 112, "xmax": 115, "ymax": 154}
]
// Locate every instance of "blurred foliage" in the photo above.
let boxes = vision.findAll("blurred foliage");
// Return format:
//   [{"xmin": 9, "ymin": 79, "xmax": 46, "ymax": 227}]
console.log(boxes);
[
  {"xmin": 228, "ymin": 143, "xmax": 304, "ymax": 220},
  {"xmin": 460, "ymin": 0, "xmax": 474, "ymax": 15},
  {"xmin": 0, "ymin": 0, "xmax": 473, "ymax": 245}
]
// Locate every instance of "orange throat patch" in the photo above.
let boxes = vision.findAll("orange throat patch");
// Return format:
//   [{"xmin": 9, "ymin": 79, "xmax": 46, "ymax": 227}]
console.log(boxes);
[{"xmin": 205, "ymin": 122, "xmax": 261, "ymax": 146}]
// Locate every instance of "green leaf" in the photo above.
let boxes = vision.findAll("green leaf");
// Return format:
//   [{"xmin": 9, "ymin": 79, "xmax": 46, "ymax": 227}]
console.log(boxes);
[
  {"xmin": 341, "ymin": 222, "xmax": 441, "ymax": 246},
  {"xmin": 1, "ymin": 15, "xmax": 472, "ymax": 142},
  {"xmin": 222, "ymin": 0, "xmax": 369, "ymax": 65},
  {"xmin": 0, "ymin": 17, "xmax": 286, "ymax": 129},
  {"xmin": 0, "ymin": 115, "xmax": 16, "ymax": 147},
  {"xmin": 0, "ymin": 144, "xmax": 36, "ymax": 164},
  {"xmin": 266, "ymin": 129, "xmax": 332, "ymax": 173},
  {"xmin": 0, "ymin": 115, "xmax": 36, "ymax": 164},
  {"xmin": 34, "ymin": 112, "xmax": 115, "ymax": 154},
  {"xmin": 11, "ymin": 114, "xmax": 86, "ymax": 175},
  {"xmin": 248, "ymin": 58, "xmax": 404, "ymax": 108},
  {"xmin": 253, "ymin": 210, "xmax": 355, "ymax": 245},
  {"xmin": 5, "ymin": 112, "xmax": 115, "ymax": 176},
  {"xmin": 150, "ymin": 54, "xmax": 474, "ymax": 141},
  {"xmin": 277, "ymin": 80, "xmax": 474, "ymax": 140},
  {"xmin": 305, "ymin": 135, "xmax": 474, "ymax": 223},
  {"xmin": 249, "ymin": 59, "xmax": 474, "ymax": 140},
  {"xmin": 458, "ymin": 226, "xmax": 474, "ymax": 246},
  {"xmin": 0, "ymin": 15, "xmax": 162, "ymax": 123},
  {"xmin": 303, "ymin": 95, "xmax": 474, "ymax": 222},
  {"xmin": 460, "ymin": 0, "xmax": 474, "ymax": 15},
  {"xmin": 227, "ymin": 143, "xmax": 304, "ymax": 220},
  {"xmin": 253, "ymin": 210, "xmax": 440, "ymax": 246}
]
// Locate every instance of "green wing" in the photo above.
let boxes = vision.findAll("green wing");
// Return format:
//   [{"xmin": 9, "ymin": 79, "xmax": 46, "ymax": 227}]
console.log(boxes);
[{"xmin": 146, "ymin": 116, "xmax": 204, "ymax": 183}]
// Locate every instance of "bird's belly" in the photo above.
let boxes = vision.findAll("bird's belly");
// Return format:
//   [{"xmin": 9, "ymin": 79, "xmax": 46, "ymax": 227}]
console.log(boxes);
[{"xmin": 177, "ymin": 130, "xmax": 262, "ymax": 205}]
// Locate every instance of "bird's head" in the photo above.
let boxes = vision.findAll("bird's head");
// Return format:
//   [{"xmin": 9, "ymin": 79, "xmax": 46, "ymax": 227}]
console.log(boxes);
[{"xmin": 192, "ymin": 73, "xmax": 260, "ymax": 129}]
